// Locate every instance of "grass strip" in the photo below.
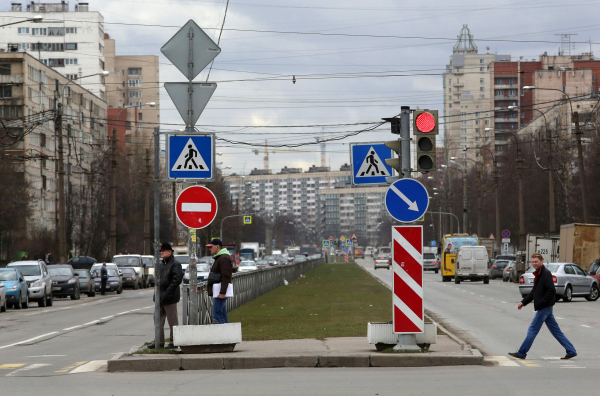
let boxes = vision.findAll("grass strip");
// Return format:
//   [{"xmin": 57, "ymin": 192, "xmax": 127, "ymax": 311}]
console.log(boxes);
[{"xmin": 229, "ymin": 263, "xmax": 393, "ymax": 341}]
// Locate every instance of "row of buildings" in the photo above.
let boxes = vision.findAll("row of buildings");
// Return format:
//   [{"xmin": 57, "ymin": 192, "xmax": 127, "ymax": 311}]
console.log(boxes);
[{"xmin": 0, "ymin": 2, "xmax": 159, "ymax": 255}]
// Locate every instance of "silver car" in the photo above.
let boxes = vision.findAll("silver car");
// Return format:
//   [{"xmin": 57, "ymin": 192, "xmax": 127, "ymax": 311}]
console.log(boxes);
[
  {"xmin": 423, "ymin": 253, "xmax": 439, "ymax": 273},
  {"xmin": 519, "ymin": 263, "xmax": 599, "ymax": 302},
  {"xmin": 7, "ymin": 260, "xmax": 53, "ymax": 307}
]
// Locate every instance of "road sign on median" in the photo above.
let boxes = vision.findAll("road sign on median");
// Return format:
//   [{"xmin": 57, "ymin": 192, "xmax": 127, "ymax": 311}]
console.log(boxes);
[
  {"xmin": 323, "ymin": 240, "xmax": 330, "ymax": 248},
  {"xmin": 385, "ymin": 179, "xmax": 429, "ymax": 223},
  {"xmin": 175, "ymin": 185, "xmax": 218, "ymax": 229},
  {"xmin": 168, "ymin": 134, "xmax": 215, "ymax": 180},
  {"xmin": 350, "ymin": 142, "xmax": 393, "ymax": 185}
]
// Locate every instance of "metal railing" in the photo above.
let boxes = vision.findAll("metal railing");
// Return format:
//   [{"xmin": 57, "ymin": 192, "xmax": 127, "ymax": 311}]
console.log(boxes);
[{"xmin": 181, "ymin": 258, "xmax": 325, "ymax": 325}]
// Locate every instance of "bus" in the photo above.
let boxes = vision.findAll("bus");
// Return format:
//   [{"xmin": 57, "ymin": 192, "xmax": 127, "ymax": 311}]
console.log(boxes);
[{"xmin": 441, "ymin": 234, "xmax": 479, "ymax": 282}]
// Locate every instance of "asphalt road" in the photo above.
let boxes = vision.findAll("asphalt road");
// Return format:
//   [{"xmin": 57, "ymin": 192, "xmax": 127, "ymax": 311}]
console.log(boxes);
[{"xmin": 356, "ymin": 257, "xmax": 600, "ymax": 369}]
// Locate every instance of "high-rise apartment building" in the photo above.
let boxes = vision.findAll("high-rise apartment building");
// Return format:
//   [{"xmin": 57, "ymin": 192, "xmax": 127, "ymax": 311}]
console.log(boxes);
[{"xmin": 0, "ymin": 2, "xmax": 107, "ymax": 99}]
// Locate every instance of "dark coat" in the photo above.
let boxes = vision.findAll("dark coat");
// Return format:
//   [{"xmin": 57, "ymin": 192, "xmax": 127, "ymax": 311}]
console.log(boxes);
[
  {"xmin": 100, "ymin": 266, "xmax": 108, "ymax": 280},
  {"xmin": 208, "ymin": 252, "xmax": 232, "ymax": 296},
  {"xmin": 158, "ymin": 254, "xmax": 183, "ymax": 305},
  {"xmin": 521, "ymin": 264, "xmax": 556, "ymax": 311}
]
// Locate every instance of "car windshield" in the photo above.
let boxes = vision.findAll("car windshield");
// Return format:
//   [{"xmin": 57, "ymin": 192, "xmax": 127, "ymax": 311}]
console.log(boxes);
[
  {"xmin": 379, "ymin": 248, "xmax": 391, "ymax": 254},
  {"xmin": 264, "ymin": 256, "xmax": 276, "ymax": 261},
  {"xmin": 240, "ymin": 262, "xmax": 255, "ymax": 267},
  {"xmin": 121, "ymin": 268, "xmax": 135, "ymax": 274},
  {"xmin": 11, "ymin": 265, "xmax": 41, "ymax": 276},
  {"xmin": 75, "ymin": 272, "xmax": 90, "ymax": 279},
  {"xmin": 495, "ymin": 260, "xmax": 510, "ymax": 267},
  {"xmin": 423, "ymin": 253, "xmax": 436, "ymax": 259},
  {"xmin": 185, "ymin": 264, "xmax": 211, "ymax": 272},
  {"xmin": 107, "ymin": 270, "xmax": 119, "ymax": 277},
  {"xmin": 175, "ymin": 255, "xmax": 190, "ymax": 264},
  {"xmin": 142, "ymin": 258, "xmax": 154, "ymax": 267},
  {"xmin": 0, "ymin": 271, "xmax": 18, "ymax": 281},
  {"xmin": 49, "ymin": 268, "xmax": 73, "ymax": 276},
  {"xmin": 113, "ymin": 257, "xmax": 141, "ymax": 267}
]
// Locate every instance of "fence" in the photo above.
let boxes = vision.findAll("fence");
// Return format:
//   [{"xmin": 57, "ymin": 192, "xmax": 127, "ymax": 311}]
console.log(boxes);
[{"xmin": 182, "ymin": 258, "xmax": 325, "ymax": 325}]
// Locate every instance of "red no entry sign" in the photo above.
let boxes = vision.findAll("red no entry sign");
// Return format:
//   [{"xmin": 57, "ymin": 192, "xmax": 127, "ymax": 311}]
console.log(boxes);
[
  {"xmin": 175, "ymin": 186, "xmax": 218, "ymax": 229},
  {"xmin": 329, "ymin": 236, "xmax": 334, "ymax": 242}
]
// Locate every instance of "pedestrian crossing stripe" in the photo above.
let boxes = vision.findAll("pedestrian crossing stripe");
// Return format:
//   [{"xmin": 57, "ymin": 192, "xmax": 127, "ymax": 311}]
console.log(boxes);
[
  {"xmin": 171, "ymin": 138, "xmax": 209, "ymax": 171},
  {"xmin": 356, "ymin": 146, "xmax": 390, "ymax": 177},
  {"xmin": 0, "ymin": 364, "xmax": 25, "ymax": 369}
]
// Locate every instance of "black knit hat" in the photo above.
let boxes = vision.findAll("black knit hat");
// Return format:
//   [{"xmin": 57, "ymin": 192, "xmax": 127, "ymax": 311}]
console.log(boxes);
[{"xmin": 160, "ymin": 243, "xmax": 173, "ymax": 251}]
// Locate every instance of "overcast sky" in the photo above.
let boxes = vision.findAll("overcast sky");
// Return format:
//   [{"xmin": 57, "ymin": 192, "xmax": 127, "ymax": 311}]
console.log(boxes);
[{"xmin": 60, "ymin": 0, "xmax": 600, "ymax": 173}]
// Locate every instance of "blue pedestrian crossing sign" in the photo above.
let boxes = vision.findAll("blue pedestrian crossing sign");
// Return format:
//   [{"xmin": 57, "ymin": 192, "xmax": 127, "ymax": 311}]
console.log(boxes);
[
  {"xmin": 385, "ymin": 178, "xmax": 429, "ymax": 223},
  {"xmin": 323, "ymin": 240, "xmax": 330, "ymax": 248},
  {"xmin": 346, "ymin": 239, "xmax": 353, "ymax": 247},
  {"xmin": 243, "ymin": 216, "xmax": 252, "ymax": 224},
  {"xmin": 168, "ymin": 134, "xmax": 215, "ymax": 181},
  {"xmin": 350, "ymin": 142, "xmax": 393, "ymax": 185}
]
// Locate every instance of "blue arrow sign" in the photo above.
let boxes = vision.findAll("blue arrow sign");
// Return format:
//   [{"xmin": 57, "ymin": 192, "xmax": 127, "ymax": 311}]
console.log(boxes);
[
  {"xmin": 385, "ymin": 179, "xmax": 429, "ymax": 223},
  {"xmin": 350, "ymin": 143, "xmax": 393, "ymax": 185},
  {"xmin": 168, "ymin": 134, "xmax": 215, "ymax": 180}
]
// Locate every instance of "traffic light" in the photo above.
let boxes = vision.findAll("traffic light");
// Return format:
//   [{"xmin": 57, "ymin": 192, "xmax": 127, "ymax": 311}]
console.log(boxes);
[
  {"xmin": 383, "ymin": 117, "xmax": 401, "ymax": 183},
  {"xmin": 413, "ymin": 110, "xmax": 438, "ymax": 172}
]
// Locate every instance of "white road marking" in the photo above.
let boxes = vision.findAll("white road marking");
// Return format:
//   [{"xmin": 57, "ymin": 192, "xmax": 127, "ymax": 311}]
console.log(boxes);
[
  {"xmin": 542, "ymin": 357, "xmax": 561, "ymax": 360},
  {"xmin": 470, "ymin": 292, "xmax": 475, "ymax": 295},
  {"xmin": 143, "ymin": 305, "xmax": 154, "ymax": 309},
  {"xmin": 0, "ymin": 332, "xmax": 59, "ymax": 350},
  {"xmin": 100, "ymin": 316, "xmax": 114, "ymax": 320},
  {"xmin": 25, "ymin": 306, "xmax": 72, "ymax": 316},
  {"xmin": 26, "ymin": 355, "xmax": 65, "ymax": 358},
  {"xmin": 480, "ymin": 295, "xmax": 485, "ymax": 297},
  {"xmin": 117, "ymin": 311, "xmax": 131, "ymax": 315},
  {"xmin": 501, "ymin": 301, "xmax": 507, "ymax": 304},
  {"xmin": 556, "ymin": 317, "xmax": 564, "ymax": 320},
  {"xmin": 70, "ymin": 360, "xmax": 107, "ymax": 374},
  {"xmin": 83, "ymin": 320, "xmax": 99, "ymax": 326},
  {"xmin": 485, "ymin": 356, "xmax": 519, "ymax": 367},
  {"xmin": 6, "ymin": 363, "xmax": 51, "ymax": 377},
  {"xmin": 581, "ymin": 325, "xmax": 591, "ymax": 328},
  {"xmin": 63, "ymin": 325, "xmax": 83, "ymax": 331}
]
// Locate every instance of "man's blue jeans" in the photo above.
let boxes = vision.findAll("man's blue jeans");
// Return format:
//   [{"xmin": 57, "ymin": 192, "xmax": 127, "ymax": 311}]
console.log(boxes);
[
  {"xmin": 213, "ymin": 297, "xmax": 228, "ymax": 324},
  {"xmin": 517, "ymin": 306, "xmax": 576, "ymax": 358}
]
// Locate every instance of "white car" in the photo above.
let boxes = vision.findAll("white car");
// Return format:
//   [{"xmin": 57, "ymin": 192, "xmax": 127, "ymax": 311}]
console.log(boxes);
[
  {"xmin": 7, "ymin": 260, "xmax": 54, "ymax": 307},
  {"xmin": 238, "ymin": 260, "xmax": 258, "ymax": 273}
]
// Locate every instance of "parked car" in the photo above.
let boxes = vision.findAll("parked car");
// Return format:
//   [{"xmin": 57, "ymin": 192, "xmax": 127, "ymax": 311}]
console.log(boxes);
[
  {"xmin": 490, "ymin": 259, "xmax": 511, "ymax": 280},
  {"xmin": 67, "ymin": 256, "xmax": 97, "ymax": 270},
  {"xmin": 90, "ymin": 263, "xmax": 120, "ymax": 277},
  {"xmin": 142, "ymin": 255, "xmax": 156, "ymax": 286},
  {"xmin": 255, "ymin": 260, "xmax": 270, "ymax": 269},
  {"xmin": 7, "ymin": 260, "xmax": 53, "ymax": 307},
  {"xmin": 293, "ymin": 255, "xmax": 308, "ymax": 263},
  {"xmin": 588, "ymin": 259, "xmax": 600, "ymax": 285},
  {"xmin": 423, "ymin": 252, "xmax": 439, "ymax": 273},
  {"xmin": 0, "ymin": 268, "xmax": 28, "ymax": 309},
  {"xmin": 113, "ymin": 254, "xmax": 149, "ymax": 288},
  {"xmin": 120, "ymin": 268, "xmax": 141, "ymax": 289},
  {"xmin": 0, "ymin": 280, "xmax": 6, "ymax": 313},
  {"xmin": 73, "ymin": 269, "xmax": 95, "ymax": 297},
  {"xmin": 455, "ymin": 246, "xmax": 490, "ymax": 284},
  {"xmin": 374, "ymin": 254, "xmax": 391, "ymax": 270},
  {"xmin": 182, "ymin": 263, "xmax": 211, "ymax": 285},
  {"xmin": 238, "ymin": 260, "xmax": 258, "ymax": 273},
  {"xmin": 365, "ymin": 247, "xmax": 374, "ymax": 257},
  {"xmin": 48, "ymin": 265, "xmax": 81, "ymax": 300},
  {"xmin": 519, "ymin": 263, "xmax": 599, "ymax": 302},
  {"xmin": 93, "ymin": 268, "xmax": 123, "ymax": 294},
  {"xmin": 502, "ymin": 261, "xmax": 515, "ymax": 282},
  {"xmin": 174, "ymin": 255, "xmax": 191, "ymax": 272}
]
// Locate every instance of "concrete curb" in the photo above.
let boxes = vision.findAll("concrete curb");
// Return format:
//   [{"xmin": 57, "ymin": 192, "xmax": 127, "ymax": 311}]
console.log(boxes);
[{"xmin": 107, "ymin": 352, "xmax": 482, "ymax": 372}]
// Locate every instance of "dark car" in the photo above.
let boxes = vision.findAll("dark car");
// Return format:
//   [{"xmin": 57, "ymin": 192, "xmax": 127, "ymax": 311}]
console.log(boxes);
[
  {"xmin": 67, "ymin": 256, "xmax": 97, "ymax": 270},
  {"xmin": 256, "ymin": 260, "xmax": 270, "ymax": 269},
  {"xmin": 73, "ymin": 269, "xmax": 95, "ymax": 297},
  {"xmin": 490, "ymin": 259, "xmax": 511, "ymax": 279},
  {"xmin": 48, "ymin": 265, "xmax": 81, "ymax": 300},
  {"xmin": 0, "ymin": 268, "xmax": 29, "ymax": 309},
  {"xmin": 93, "ymin": 268, "xmax": 123, "ymax": 294},
  {"xmin": 120, "ymin": 268, "xmax": 141, "ymax": 289}
]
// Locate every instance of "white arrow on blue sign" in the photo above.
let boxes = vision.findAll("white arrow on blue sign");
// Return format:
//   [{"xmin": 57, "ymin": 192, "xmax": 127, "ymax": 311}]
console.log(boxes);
[
  {"xmin": 350, "ymin": 142, "xmax": 393, "ymax": 185},
  {"xmin": 385, "ymin": 178, "xmax": 429, "ymax": 223},
  {"xmin": 168, "ymin": 134, "xmax": 215, "ymax": 181}
]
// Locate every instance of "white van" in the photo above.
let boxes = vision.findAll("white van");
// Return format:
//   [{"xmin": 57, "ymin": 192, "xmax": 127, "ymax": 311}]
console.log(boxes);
[{"xmin": 455, "ymin": 246, "xmax": 490, "ymax": 284}]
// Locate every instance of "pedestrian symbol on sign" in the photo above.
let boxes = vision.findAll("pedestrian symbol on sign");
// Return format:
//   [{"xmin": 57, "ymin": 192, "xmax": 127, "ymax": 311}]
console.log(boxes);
[
  {"xmin": 357, "ymin": 147, "xmax": 390, "ymax": 177},
  {"xmin": 171, "ymin": 138, "xmax": 209, "ymax": 171},
  {"xmin": 243, "ymin": 216, "xmax": 252, "ymax": 225}
]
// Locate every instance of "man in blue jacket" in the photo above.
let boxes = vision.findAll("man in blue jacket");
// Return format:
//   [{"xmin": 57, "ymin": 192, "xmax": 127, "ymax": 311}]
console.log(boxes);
[{"xmin": 509, "ymin": 253, "xmax": 577, "ymax": 360}]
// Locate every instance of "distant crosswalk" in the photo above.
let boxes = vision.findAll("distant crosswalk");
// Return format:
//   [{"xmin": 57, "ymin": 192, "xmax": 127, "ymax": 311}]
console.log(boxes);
[
  {"xmin": 0, "ymin": 360, "xmax": 107, "ymax": 376},
  {"xmin": 485, "ymin": 356, "xmax": 587, "ymax": 369}
]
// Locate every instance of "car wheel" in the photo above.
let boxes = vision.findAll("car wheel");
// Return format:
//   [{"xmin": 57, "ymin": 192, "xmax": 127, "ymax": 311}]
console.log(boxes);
[
  {"xmin": 38, "ymin": 292, "xmax": 47, "ymax": 307},
  {"xmin": 47, "ymin": 292, "xmax": 53, "ymax": 306},
  {"xmin": 585, "ymin": 285, "xmax": 599, "ymax": 301},
  {"xmin": 71, "ymin": 288, "xmax": 80, "ymax": 300},
  {"xmin": 22, "ymin": 294, "xmax": 29, "ymax": 309},
  {"xmin": 483, "ymin": 278, "xmax": 489, "ymax": 284},
  {"xmin": 387, "ymin": 266, "xmax": 390, "ymax": 270},
  {"xmin": 562, "ymin": 285, "xmax": 573, "ymax": 302},
  {"xmin": 134, "ymin": 280, "xmax": 139, "ymax": 290},
  {"xmin": 434, "ymin": 269, "xmax": 439, "ymax": 274},
  {"xmin": 1, "ymin": 299, "xmax": 6, "ymax": 312},
  {"xmin": 117, "ymin": 286, "xmax": 123, "ymax": 295},
  {"xmin": 374, "ymin": 267, "xmax": 377, "ymax": 270},
  {"xmin": 455, "ymin": 276, "xmax": 461, "ymax": 284}
]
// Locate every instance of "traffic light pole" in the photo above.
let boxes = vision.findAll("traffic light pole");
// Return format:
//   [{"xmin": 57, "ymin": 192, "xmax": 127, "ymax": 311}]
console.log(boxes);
[{"xmin": 400, "ymin": 106, "xmax": 411, "ymax": 178}]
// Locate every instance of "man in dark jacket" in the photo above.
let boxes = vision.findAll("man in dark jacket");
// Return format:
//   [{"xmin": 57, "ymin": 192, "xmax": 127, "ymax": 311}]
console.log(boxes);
[
  {"xmin": 206, "ymin": 239, "xmax": 232, "ymax": 324},
  {"xmin": 100, "ymin": 263, "xmax": 108, "ymax": 295},
  {"xmin": 149, "ymin": 243, "xmax": 183, "ymax": 349},
  {"xmin": 509, "ymin": 253, "xmax": 577, "ymax": 360}
]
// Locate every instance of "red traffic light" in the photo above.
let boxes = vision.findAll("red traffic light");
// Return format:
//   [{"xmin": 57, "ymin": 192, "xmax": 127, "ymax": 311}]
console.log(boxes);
[{"xmin": 415, "ymin": 112, "xmax": 436, "ymax": 133}]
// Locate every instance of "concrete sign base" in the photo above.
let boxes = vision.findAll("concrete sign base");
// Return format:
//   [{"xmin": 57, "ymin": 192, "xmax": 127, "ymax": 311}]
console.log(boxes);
[{"xmin": 174, "ymin": 323, "xmax": 242, "ymax": 354}]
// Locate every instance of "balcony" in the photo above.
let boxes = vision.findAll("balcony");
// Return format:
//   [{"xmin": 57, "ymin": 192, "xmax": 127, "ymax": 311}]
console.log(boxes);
[
  {"xmin": 494, "ymin": 118, "xmax": 518, "ymax": 124},
  {"xmin": 0, "ymin": 74, "xmax": 24, "ymax": 84},
  {"xmin": 494, "ymin": 84, "xmax": 518, "ymax": 89}
]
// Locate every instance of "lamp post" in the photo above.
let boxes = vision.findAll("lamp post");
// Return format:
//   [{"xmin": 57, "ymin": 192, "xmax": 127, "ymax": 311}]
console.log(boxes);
[
  {"xmin": 523, "ymin": 86, "xmax": 588, "ymax": 223},
  {"xmin": 448, "ymin": 158, "xmax": 467, "ymax": 234},
  {"xmin": 0, "ymin": 15, "xmax": 43, "ymax": 28}
]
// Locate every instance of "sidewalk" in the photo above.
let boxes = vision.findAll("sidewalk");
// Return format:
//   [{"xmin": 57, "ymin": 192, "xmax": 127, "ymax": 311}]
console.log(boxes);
[{"xmin": 108, "ymin": 335, "xmax": 483, "ymax": 372}]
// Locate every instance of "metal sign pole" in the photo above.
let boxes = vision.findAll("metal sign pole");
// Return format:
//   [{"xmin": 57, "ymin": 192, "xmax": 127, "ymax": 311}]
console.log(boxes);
[
  {"xmin": 153, "ymin": 127, "xmax": 162, "ymax": 348},
  {"xmin": 400, "ymin": 106, "xmax": 411, "ymax": 178}
]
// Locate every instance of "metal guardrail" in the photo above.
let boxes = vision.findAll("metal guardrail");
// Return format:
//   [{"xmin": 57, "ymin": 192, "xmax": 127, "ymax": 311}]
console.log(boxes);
[{"xmin": 182, "ymin": 258, "xmax": 325, "ymax": 325}]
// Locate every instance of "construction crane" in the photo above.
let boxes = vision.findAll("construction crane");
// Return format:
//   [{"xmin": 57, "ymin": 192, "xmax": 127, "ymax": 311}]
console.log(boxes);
[{"xmin": 253, "ymin": 139, "xmax": 323, "ymax": 171}]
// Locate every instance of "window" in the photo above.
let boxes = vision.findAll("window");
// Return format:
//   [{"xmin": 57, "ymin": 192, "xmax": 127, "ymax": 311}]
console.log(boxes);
[
  {"xmin": 128, "ymin": 68, "xmax": 142, "ymax": 76},
  {"xmin": 508, "ymin": 89, "xmax": 517, "ymax": 96},
  {"xmin": 65, "ymin": 59, "xmax": 78, "ymax": 65},
  {"xmin": 0, "ymin": 85, "xmax": 12, "ymax": 98},
  {"xmin": 461, "ymin": 145, "xmax": 467, "ymax": 150},
  {"xmin": 495, "ymin": 90, "xmax": 504, "ymax": 97},
  {"xmin": 480, "ymin": 59, "xmax": 484, "ymax": 64},
  {"xmin": 138, "ymin": 112, "xmax": 143, "ymax": 121},
  {"xmin": 129, "ymin": 101, "xmax": 142, "ymax": 107},
  {"xmin": 42, "ymin": 176, "xmax": 47, "ymax": 190},
  {"xmin": 129, "ymin": 90, "xmax": 142, "ymax": 98},
  {"xmin": 461, "ymin": 137, "xmax": 467, "ymax": 142},
  {"xmin": 461, "ymin": 121, "xmax": 467, "ymax": 125},
  {"xmin": 0, "ymin": 64, "xmax": 10, "ymax": 76},
  {"xmin": 40, "ymin": 133, "xmax": 46, "ymax": 147},
  {"xmin": 475, "ymin": 120, "xmax": 480, "ymax": 125},
  {"xmin": 521, "ymin": 112, "xmax": 525, "ymax": 118},
  {"xmin": 461, "ymin": 112, "xmax": 466, "ymax": 117},
  {"xmin": 449, "ymin": 88, "xmax": 452, "ymax": 92},
  {"xmin": 480, "ymin": 67, "xmax": 484, "ymax": 72},
  {"xmin": 18, "ymin": 43, "xmax": 30, "ymax": 50},
  {"xmin": 521, "ymin": 90, "xmax": 524, "ymax": 96},
  {"xmin": 475, "ymin": 112, "xmax": 480, "ymax": 117},
  {"xmin": 128, "ymin": 79, "xmax": 141, "ymax": 87},
  {"xmin": 66, "ymin": 27, "xmax": 77, "ymax": 34},
  {"xmin": 32, "ymin": 28, "xmax": 46, "ymax": 35},
  {"xmin": 48, "ymin": 58, "xmax": 65, "ymax": 67},
  {"xmin": 475, "ymin": 137, "xmax": 480, "ymax": 142},
  {"xmin": 66, "ymin": 74, "xmax": 78, "ymax": 80},
  {"xmin": 461, "ymin": 129, "xmax": 467, "ymax": 134},
  {"xmin": 18, "ymin": 27, "xmax": 29, "ymax": 34},
  {"xmin": 480, "ymin": 78, "xmax": 484, "ymax": 83},
  {"xmin": 480, "ymin": 94, "xmax": 485, "ymax": 99},
  {"xmin": 480, "ymin": 87, "xmax": 484, "ymax": 91},
  {"xmin": 485, "ymin": 120, "xmax": 490, "ymax": 125},
  {"xmin": 65, "ymin": 43, "xmax": 77, "ymax": 50},
  {"xmin": 49, "ymin": 43, "xmax": 64, "ymax": 51}
]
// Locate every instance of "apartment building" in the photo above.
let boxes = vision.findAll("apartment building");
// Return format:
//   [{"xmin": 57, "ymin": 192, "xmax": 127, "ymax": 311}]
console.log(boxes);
[
  {"xmin": 0, "ymin": 52, "xmax": 107, "ymax": 238},
  {"xmin": 225, "ymin": 167, "xmax": 390, "ymax": 247},
  {"xmin": 0, "ymin": 2, "xmax": 107, "ymax": 99},
  {"xmin": 104, "ymin": 34, "xmax": 160, "ymax": 149}
]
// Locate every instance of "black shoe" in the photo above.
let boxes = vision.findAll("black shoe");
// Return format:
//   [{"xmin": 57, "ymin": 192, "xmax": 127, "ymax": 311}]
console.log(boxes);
[
  {"xmin": 561, "ymin": 354, "xmax": 577, "ymax": 360},
  {"xmin": 147, "ymin": 343, "xmax": 164, "ymax": 350},
  {"xmin": 508, "ymin": 352, "xmax": 525, "ymax": 360},
  {"xmin": 165, "ymin": 343, "xmax": 175, "ymax": 349}
]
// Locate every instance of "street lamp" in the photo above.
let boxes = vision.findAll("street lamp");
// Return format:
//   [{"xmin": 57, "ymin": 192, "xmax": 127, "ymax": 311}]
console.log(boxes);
[
  {"xmin": 0, "ymin": 15, "xmax": 43, "ymax": 28},
  {"xmin": 449, "ymin": 160, "xmax": 467, "ymax": 234},
  {"xmin": 522, "ymin": 86, "xmax": 588, "ymax": 222}
]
